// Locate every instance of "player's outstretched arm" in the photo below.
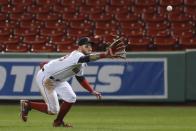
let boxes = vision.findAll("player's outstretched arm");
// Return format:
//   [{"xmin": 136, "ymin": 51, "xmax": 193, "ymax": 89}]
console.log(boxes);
[
  {"xmin": 75, "ymin": 76, "xmax": 102, "ymax": 100},
  {"xmin": 78, "ymin": 37, "xmax": 126, "ymax": 63}
]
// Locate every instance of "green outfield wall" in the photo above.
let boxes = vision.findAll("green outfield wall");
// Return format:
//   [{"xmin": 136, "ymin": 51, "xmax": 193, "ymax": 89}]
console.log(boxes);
[
  {"xmin": 186, "ymin": 50, "xmax": 196, "ymax": 101},
  {"xmin": 0, "ymin": 50, "xmax": 195, "ymax": 102}
]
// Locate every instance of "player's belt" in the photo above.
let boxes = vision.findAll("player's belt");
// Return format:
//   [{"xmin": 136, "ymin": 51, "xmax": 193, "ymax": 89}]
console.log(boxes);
[{"xmin": 42, "ymin": 68, "xmax": 61, "ymax": 81}]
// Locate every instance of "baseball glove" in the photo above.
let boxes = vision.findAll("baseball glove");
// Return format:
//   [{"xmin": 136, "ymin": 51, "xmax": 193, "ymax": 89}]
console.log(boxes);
[{"xmin": 106, "ymin": 37, "xmax": 126, "ymax": 59}]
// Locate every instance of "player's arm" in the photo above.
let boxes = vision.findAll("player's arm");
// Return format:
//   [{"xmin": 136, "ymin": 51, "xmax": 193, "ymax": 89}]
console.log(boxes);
[
  {"xmin": 78, "ymin": 37, "xmax": 126, "ymax": 63},
  {"xmin": 75, "ymin": 75, "xmax": 101, "ymax": 100},
  {"xmin": 78, "ymin": 53, "xmax": 108, "ymax": 63}
]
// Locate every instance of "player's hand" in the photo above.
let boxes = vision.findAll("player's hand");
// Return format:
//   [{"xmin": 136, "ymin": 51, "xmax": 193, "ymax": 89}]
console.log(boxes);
[
  {"xmin": 105, "ymin": 37, "xmax": 126, "ymax": 59},
  {"xmin": 91, "ymin": 90, "xmax": 102, "ymax": 100}
]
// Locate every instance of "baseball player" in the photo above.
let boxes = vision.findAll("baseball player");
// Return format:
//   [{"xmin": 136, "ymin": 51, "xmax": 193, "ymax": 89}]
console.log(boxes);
[{"xmin": 20, "ymin": 37, "xmax": 125, "ymax": 128}]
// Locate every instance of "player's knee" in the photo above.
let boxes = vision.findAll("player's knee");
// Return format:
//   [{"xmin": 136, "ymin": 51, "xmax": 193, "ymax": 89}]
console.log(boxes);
[
  {"xmin": 70, "ymin": 93, "xmax": 77, "ymax": 103},
  {"xmin": 47, "ymin": 106, "xmax": 60, "ymax": 115},
  {"xmin": 48, "ymin": 111, "xmax": 57, "ymax": 115},
  {"xmin": 65, "ymin": 93, "xmax": 77, "ymax": 103}
]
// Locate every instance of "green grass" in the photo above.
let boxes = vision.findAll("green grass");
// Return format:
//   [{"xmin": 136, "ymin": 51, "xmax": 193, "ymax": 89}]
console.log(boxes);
[{"xmin": 0, "ymin": 104, "xmax": 196, "ymax": 131}]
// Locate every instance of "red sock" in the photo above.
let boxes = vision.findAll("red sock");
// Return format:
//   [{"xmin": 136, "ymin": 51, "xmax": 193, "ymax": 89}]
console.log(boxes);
[
  {"xmin": 29, "ymin": 101, "xmax": 48, "ymax": 114},
  {"xmin": 55, "ymin": 101, "xmax": 73, "ymax": 122}
]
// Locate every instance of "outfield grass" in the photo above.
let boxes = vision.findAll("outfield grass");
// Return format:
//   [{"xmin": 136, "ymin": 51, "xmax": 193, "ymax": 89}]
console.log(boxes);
[{"xmin": 0, "ymin": 104, "xmax": 196, "ymax": 131}]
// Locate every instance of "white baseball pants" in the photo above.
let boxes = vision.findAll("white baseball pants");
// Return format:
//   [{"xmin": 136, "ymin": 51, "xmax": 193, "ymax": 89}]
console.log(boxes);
[{"xmin": 36, "ymin": 70, "xmax": 76, "ymax": 114}]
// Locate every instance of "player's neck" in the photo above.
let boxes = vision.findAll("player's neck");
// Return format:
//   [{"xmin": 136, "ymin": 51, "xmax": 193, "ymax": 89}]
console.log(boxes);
[
  {"xmin": 76, "ymin": 48, "xmax": 84, "ymax": 55},
  {"xmin": 77, "ymin": 47, "xmax": 81, "ymax": 51}
]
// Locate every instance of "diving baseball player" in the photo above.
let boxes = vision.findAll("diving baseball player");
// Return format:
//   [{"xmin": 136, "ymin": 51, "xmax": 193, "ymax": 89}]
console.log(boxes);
[{"xmin": 20, "ymin": 37, "xmax": 126, "ymax": 128}]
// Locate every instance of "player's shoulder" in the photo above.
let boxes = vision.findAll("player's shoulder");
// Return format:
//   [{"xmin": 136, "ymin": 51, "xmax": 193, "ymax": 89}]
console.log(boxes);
[{"xmin": 70, "ymin": 50, "xmax": 85, "ymax": 57}]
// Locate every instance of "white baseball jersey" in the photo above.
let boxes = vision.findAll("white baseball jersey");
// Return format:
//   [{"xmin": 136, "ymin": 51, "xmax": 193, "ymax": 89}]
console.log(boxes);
[{"xmin": 43, "ymin": 50, "xmax": 87, "ymax": 81}]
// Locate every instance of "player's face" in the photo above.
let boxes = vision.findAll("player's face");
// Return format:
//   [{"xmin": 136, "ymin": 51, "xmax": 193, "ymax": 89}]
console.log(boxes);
[{"xmin": 80, "ymin": 44, "xmax": 92, "ymax": 55}]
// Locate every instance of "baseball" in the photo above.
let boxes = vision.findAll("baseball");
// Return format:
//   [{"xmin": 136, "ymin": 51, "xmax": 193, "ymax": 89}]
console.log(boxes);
[
  {"xmin": 94, "ymin": 35, "xmax": 100, "ymax": 38},
  {"xmin": 166, "ymin": 5, "xmax": 173, "ymax": 12}
]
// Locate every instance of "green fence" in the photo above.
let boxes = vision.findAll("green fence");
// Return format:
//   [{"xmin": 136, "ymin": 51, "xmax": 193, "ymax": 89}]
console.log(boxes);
[
  {"xmin": 186, "ymin": 50, "xmax": 196, "ymax": 101},
  {"xmin": 0, "ymin": 50, "xmax": 196, "ymax": 102}
]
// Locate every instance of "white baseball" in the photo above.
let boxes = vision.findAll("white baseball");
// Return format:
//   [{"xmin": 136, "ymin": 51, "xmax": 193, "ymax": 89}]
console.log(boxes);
[
  {"xmin": 94, "ymin": 35, "xmax": 100, "ymax": 38},
  {"xmin": 166, "ymin": 5, "xmax": 173, "ymax": 12}
]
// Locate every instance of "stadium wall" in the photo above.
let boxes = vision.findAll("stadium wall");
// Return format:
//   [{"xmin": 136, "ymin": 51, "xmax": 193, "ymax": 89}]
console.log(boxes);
[
  {"xmin": 0, "ymin": 50, "xmax": 195, "ymax": 102},
  {"xmin": 186, "ymin": 50, "xmax": 196, "ymax": 101}
]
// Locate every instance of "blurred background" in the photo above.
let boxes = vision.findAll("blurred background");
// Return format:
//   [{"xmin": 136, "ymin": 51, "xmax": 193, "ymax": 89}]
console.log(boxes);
[{"xmin": 0, "ymin": 0, "xmax": 196, "ymax": 103}]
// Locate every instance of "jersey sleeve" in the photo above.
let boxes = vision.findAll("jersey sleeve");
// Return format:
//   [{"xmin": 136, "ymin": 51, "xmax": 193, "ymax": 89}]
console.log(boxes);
[{"xmin": 68, "ymin": 51, "xmax": 85, "ymax": 64}]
